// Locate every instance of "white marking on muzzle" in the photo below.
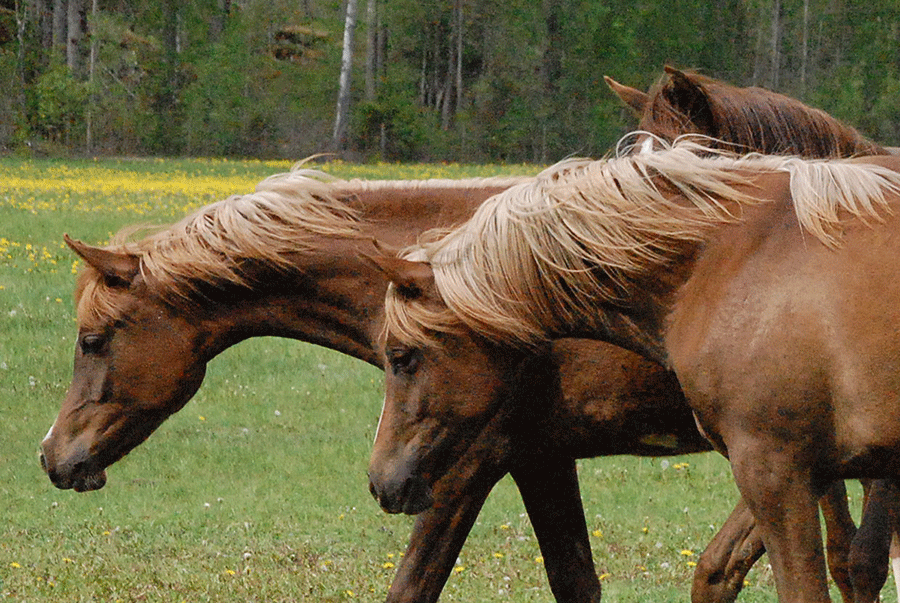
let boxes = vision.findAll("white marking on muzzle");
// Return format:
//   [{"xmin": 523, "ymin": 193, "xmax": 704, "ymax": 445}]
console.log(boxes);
[
  {"xmin": 42, "ymin": 422, "xmax": 57, "ymax": 445},
  {"xmin": 373, "ymin": 394, "xmax": 386, "ymax": 445}
]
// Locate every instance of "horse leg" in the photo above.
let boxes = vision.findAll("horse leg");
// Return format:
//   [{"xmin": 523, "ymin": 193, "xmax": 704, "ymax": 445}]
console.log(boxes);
[
  {"xmin": 891, "ymin": 533, "xmax": 900, "ymax": 603},
  {"xmin": 729, "ymin": 442, "xmax": 831, "ymax": 603},
  {"xmin": 385, "ymin": 463, "xmax": 506, "ymax": 603},
  {"xmin": 819, "ymin": 480, "xmax": 857, "ymax": 603},
  {"xmin": 511, "ymin": 457, "xmax": 602, "ymax": 603},
  {"xmin": 849, "ymin": 480, "xmax": 894, "ymax": 603},
  {"xmin": 692, "ymin": 497, "xmax": 764, "ymax": 603}
]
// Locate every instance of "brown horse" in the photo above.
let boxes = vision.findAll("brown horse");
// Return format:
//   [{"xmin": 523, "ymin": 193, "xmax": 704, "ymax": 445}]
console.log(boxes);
[
  {"xmin": 608, "ymin": 65, "xmax": 886, "ymax": 158},
  {"xmin": 370, "ymin": 142, "xmax": 900, "ymax": 603},
  {"xmin": 608, "ymin": 66, "xmax": 900, "ymax": 602},
  {"xmin": 40, "ymin": 68, "xmax": 887, "ymax": 603},
  {"xmin": 36, "ymin": 164, "xmax": 842, "ymax": 603}
]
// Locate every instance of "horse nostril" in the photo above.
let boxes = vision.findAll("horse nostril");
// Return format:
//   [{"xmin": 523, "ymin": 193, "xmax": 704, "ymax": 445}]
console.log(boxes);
[{"xmin": 39, "ymin": 453, "xmax": 47, "ymax": 472}]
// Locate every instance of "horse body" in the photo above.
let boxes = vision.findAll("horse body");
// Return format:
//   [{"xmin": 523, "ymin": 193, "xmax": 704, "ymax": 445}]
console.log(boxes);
[{"xmin": 373, "ymin": 147, "xmax": 900, "ymax": 602}]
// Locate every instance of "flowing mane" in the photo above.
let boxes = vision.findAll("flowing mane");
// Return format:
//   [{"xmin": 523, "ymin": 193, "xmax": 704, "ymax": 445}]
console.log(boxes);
[
  {"xmin": 385, "ymin": 138, "xmax": 900, "ymax": 348},
  {"xmin": 75, "ymin": 164, "xmax": 530, "ymax": 320},
  {"xmin": 641, "ymin": 70, "xmax": 886, "ymax": 157}
]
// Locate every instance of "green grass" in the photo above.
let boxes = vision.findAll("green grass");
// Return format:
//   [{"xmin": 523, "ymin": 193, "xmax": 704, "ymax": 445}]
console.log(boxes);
[{"xmin": 0, "ymin": 157, "xmax": 884, "ymax": 602}]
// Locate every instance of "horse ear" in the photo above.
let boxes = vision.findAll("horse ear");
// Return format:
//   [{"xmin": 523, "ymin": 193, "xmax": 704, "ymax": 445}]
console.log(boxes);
[
  {"xmin": 363, "ymin": 251, "xmax": 435, "ymax": 300},
  {"xmin": 662, "ymin": 66, "xmax": 715, "ymax": 133},
  {"xmin": 604, "ymin": 76, "xmax": 648, "ymax": 115},
  {"xmin": 64, "ymin": 234, "xmax": 140, "ymax": 286}
]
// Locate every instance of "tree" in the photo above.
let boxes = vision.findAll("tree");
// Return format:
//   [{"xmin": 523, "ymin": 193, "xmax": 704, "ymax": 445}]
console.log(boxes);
[{"xmin": 333, "ymin": 0, "xmax": 357, "ymax": 153}]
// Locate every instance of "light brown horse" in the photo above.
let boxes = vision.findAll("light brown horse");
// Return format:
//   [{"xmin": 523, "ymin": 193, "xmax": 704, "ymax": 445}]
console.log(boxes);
[
  {"xmin": 40, "ymin": 68, "xmax": 889, "ymax": 603},
  {"xmin": 35, "ymin": 164, "xmax": 841, "ymax": 603},
  {"xmin": 609, "ymin": 66, "xmax": 900, "ymax": 602},
  {"xmin": 370, "ymin": 142, "xmax": 900, "ymax": 603}
]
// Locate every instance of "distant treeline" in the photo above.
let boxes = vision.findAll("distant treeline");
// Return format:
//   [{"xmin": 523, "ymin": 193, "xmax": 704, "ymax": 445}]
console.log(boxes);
[{"xmin": 1, "ymin": 0, "xmax": 899, "ymax": 161}]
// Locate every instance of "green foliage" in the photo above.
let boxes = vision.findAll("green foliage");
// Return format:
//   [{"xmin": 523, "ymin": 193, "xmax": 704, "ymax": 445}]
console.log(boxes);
[
  {"xmin": 5, "ymin": 0, "xmax": 900, "ymax": 158},
  {"xmin": 33, "ymin": 63, "xmax": 89, "ymax": 146}
]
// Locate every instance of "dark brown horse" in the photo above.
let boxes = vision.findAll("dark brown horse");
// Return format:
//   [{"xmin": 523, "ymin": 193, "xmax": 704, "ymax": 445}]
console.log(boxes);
[
  {"xmin": 370, "ymin": 143, "xmax": 900, "ymax": 603},
  {"xmin": 608, "ymin": 65, "xmax": 886, "ymax": 158}
]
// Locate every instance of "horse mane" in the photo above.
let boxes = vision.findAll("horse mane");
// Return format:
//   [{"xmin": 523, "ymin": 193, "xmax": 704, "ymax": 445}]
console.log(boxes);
[
  {"xmin": 641, "ymin": 70, "xmax": 886, "ymax": 158},
  {"xmin": 385, "ymin": 138, "xmax": 900, "ymax": 349},
  {"xmin": 75, "ymin": 164, "xmax": 531, "ymax": 319}
]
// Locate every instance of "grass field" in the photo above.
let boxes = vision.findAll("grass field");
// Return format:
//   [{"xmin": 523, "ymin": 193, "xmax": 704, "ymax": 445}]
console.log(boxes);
[{"xmin": 0, "ymin": 156, "xmax": 881, "ymax": 602}]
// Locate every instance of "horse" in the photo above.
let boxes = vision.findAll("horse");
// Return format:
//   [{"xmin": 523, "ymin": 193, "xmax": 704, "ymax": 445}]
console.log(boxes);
[
  {"xmin": 36, "ymin": 163, "xmax": 841, "ymax": 603},
  {"xmin": 369, "ymin": 140, "xmax": 900, "ymax": 603},
  {"xmin": 607, "ymin": 66, "xmax": 900, "ymax": 602},
  {"xmin": 40, "ymin": 67, "xmax": 889, "ymax": 602},
  {"xmin": 607, "ymin": 65, "xmax": 886, "ymax": 158}
]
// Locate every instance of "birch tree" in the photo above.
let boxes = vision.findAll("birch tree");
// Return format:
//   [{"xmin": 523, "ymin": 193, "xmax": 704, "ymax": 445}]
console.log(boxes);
[{"xmin": 333, "ymin": 0, "xmax": 358, "ymax": 152}]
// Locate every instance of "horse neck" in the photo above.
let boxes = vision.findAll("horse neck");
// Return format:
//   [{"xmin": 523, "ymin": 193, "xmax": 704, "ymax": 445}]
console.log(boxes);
[{"xmin": 207, "ymin": 183, "xmax": 510, "ymax": 368}]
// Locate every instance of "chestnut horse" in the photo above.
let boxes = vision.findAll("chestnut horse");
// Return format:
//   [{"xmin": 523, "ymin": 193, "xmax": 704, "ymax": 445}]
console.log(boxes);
[
  {"xmin": 37, "ymin": 166, "xmax": 839, "ymax": 603},
  {"xmin": 609, "ymin": 66, "xmax": 900, "ymax": 602},
  {"xmin": 370, "ymin": 142, "xmax": 900, "ymax": 603},
  {"xmin": 41, "ymin": 68, "xmax": 887, "ymax": 602}
]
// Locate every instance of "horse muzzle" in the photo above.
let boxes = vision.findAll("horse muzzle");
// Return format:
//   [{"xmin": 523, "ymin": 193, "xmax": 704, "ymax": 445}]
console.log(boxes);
[
  {"xmin": 39, "ymin": 446, "xmax": 108, "ymax": 492},
  {"xmin": 368, "ymin": 471, "xmax": 434, "ymax": 515}
]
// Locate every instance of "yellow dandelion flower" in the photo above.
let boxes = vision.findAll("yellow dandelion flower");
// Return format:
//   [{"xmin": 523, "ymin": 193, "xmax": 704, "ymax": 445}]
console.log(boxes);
[
  {"xmin": 382, "ymin": 562, "xmax": 395, "ymax": 569},
  {"xmin": 534, "ymin": 556, "xmax": 544, "ymax": 564},
  {"xmin": 500, "ymin": 524, "xmax": 510, "ymax": 530},
  {"xmin": 454, "ymin": 566, "xmax": 465, "ymax": 574},
  {"xmin": 598, "ymin": 573, "xmax": 610, "ymax": 581},
  {"xmin": 592, "ymin": 529, "xmax": 603, "ymax": 538},
  {"xmin": 687, "ymin": 561, "xmax": 697, "ymax": 567},
  {"xmin": 10, "ymin": 562, "xmax": 21, "ymax": 568},
  {"xmin": 493, "ymin": 552, "xmax": 504, "ymax": 559},
  {"xmin": 225, "ymin": 569, "xmax": 236, "ymax": 576},
  {"xmin": 680, "ymin": 549, "xmax": 694, "ymax": 556},
  {"xmin": 345, "ymin": 590, "xmax": 354, "ymax": 597}
]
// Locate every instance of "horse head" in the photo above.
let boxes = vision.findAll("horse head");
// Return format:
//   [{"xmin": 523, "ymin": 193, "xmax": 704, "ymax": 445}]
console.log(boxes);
[
  {"xmin": 40, "ymin": 236, "xmax": 211, "ymax": 491},
  {"xmin": 365, "ymin": 255, "xmax": 531, "ymax": 515}
]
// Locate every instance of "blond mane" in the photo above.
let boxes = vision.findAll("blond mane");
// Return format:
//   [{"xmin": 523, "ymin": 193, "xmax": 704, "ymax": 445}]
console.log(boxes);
[
  {"xmin": 385, "ymin": 138, "xmax": 900, "ymax": 349},
  {"xmin": 75, "ymin": 163, "xmax": 531, "ymax": 321}
]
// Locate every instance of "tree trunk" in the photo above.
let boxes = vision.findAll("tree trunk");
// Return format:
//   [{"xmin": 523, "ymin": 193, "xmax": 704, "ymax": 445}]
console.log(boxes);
[
  {"xmin": 333, "ymin": 0, "xmax": 358, "ymax": 153},
  {"xmin": 66, "ymin": 0, "xmax": 82, "ymax": 75},
  {"xmin": 769, "ymin": 0, "xmax": 781, "ymax": 89},
  {"xmin": 364, "ymin": 0, "xmax": 376, "ymax": 101},
  {"xmin": 85, "ymin": 0, "xmax": 97, "ymax": 151},
  {"xmin": 51, "ymin": 0, "xmax": 65, "ymax": 63}
]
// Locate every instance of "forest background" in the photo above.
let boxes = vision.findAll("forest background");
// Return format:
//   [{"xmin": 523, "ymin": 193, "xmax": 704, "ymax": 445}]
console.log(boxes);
[{"xmin": 1, "ymin": 0, "xmax": 899, "ymax": 163}]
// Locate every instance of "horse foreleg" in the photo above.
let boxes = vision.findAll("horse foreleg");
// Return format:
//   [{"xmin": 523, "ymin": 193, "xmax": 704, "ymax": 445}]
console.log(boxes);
[
  {"xmin": 691, "ymin": 497, "xmax": 764, "ymax": 603},
  {"xmin": 729, "ymin": 443, "xmax": 831, "ymax": 603},
  {"xmin": 819, "ymin": 480, "xmax": 857, "ymax": 603},
  {"xmin": 385, "ymin": 463, "xmax": 505, "ymax": 603},
  {"xmin": 892, "ymin": 533, "xmax": 900, "ymax": 603},
  {"xmin": 511, "ymin": 457, "xmax": 602, "ymax": 603},
  {"xmin": 849, "ymin": 479, "xmax": 895, "ymax": 603}
]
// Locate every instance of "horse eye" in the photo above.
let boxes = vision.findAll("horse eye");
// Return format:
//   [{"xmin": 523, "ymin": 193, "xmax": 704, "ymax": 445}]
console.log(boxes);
[
  {"xmin": 80, "ymin": 334, "xmax": 106, "ymax": 355},
  {"xmin": 388, "ymin": 348, "xmax": 421, "ymax": 376}
]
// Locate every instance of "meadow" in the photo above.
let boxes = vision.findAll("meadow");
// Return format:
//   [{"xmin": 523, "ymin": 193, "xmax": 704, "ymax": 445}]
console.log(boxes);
[{"xmin": 0, "ymin": 156, "xmax": 879, "ymax": 602}]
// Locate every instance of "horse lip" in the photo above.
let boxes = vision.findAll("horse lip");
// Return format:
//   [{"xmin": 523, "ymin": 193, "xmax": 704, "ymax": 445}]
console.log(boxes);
[
  {"xmin": 72, "ymin": 470, "xmax": 107, "ymax": 492},
  {"xmin": 370, "ymin": 474, "xmax": 433, "ymax": 515}
]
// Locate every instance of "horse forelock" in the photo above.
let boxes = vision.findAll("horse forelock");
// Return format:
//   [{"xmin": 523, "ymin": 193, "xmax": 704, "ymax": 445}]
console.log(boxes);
[{"xmin": 388, "ymin": 139, "xmax": 900, "ymax": 349}]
